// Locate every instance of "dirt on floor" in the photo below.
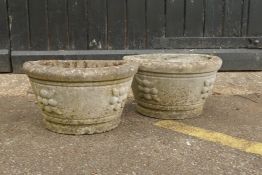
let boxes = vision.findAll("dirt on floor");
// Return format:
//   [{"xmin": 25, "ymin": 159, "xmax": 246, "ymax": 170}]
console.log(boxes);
[{"xmin": 0, "ymin": 72, "xmax": 262, "ymax": 175}]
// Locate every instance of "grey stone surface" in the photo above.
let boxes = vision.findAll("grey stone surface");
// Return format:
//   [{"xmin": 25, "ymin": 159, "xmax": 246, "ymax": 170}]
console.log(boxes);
[
  {"xmin": 23, "ymin": 60, "xmax": 138, "ymax": 135},
  {"xmin": 124, "ymin": 54, "xmax": 222, "ymax": 119},
  {"xmin": 0, "ymin": 72, "xmax": 262, "ymax": 175}
]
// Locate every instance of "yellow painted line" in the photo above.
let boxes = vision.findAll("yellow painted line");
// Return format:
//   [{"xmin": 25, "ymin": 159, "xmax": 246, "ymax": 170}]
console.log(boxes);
[{"xmin": 155, "ymin": 120, "xmax": 262, "ymax": 156}]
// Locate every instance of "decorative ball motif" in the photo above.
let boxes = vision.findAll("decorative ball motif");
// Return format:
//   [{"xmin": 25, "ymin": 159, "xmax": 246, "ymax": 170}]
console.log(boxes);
[
  {"xmin": 37, "ymin": 89, "xmax": 62, "ymax": 115},
  {"xmin": 44, "ymin": 106, "xmax": 52, "ymax": 113},
  {"xmin": 201, "ymin": 78, "xmax": 215, "ymax": 100},
  {"xmin": 42, "ymin": 98, "xmax": 49, "ymax": 105},
  {"xmin": 110, "ymin": 87, "xmax": 128, "ymax": 111},
  {"xmin": 152, "ymin": 95, "xmax": 160, "ymax": 102},
  {"xmin": 142, "ymin": 80, "xmax": 152, "ymax": 87},
  {"xmin": 40, "ymin": 89, "xmax": 49, "ymax": 98},
  {"xmin": 48, "ymin": 99, "xmax": 58, "ymax": 106},
  {"xmin": 109, "ymin": 96, "xmax": 118, "ymax": 105},
  {"xmin": 144, "ymin": 94, "xmax": 152, "ymax": 100},
  {"xmin": 151, "ymin": 88, "xmax": 158, "ymax": 95},
  {"xmin": 135, "ymin": 76, "xmax": 160, "ymax": 102},
  {"xmin": 143, "ymin": 88, "xmax": 150, "ymax": 93}
]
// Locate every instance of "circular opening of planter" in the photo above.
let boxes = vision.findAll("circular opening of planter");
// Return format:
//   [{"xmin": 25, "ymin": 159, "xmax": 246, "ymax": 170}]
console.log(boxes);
[
  {"xmin": 23, "ymin": 60, "xmax": 138, "ymax": 135},
  {"xmin": 124, "ymin": 54, "xmax": 222, "ymax": 119}
]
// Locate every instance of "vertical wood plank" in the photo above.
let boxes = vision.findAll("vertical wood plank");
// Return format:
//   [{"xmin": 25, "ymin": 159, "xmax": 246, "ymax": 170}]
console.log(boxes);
[
  {"xmin": 127, "ymin": 0, "xmax": 146, "ymax": 49},
  {"xmin": 204, "ymin": 0, "xmax": 224, "ymax": 37},
  {"xmin": 184, "ymin": 0, "xmax": 204, "ymax": 37},
  {"xmin": 0, "ymin": 0, "xmax": 9, "ymax": 49},
  {"xmin": 47, "ymin": 0, "xmax": 68, "ymax": 50},
  {"xmin": 108, "ymin": 0, "xmax": 126, "ymax": 49},
  {"xmin": 68, "ymin": 0, "xmax": 88, "ymax": 50},
  {"xmin": 248, "ymin": 0, "xmax": 262, "ymax": 36},
  {"xmin": 223, "ymin": 0, "xmax": 243, "ymax": 37},
  {"xmin": 241, "ymin": 0, "xmax": 249, "ymax": 36},
  {"xmin": 0, "ymin": 0, "xmax": 10, "ymax": 72},
  {"xmin": 87, "ymin": 0, "xmax": 107, "ymax": 49},
  {"xmin": 166, "ymin": 0, "xmax": 185, "ymax": 37},
  {"xmin": 8, "ymin": 0, "xmax": 30, "ymax": 50},
  {"xmin": 28, "ymin": 0, "xmax": 48, "ymax": 50},
  {"xmin": 147, "ymin": 0, "xmax": 165, "ymax": 48}
]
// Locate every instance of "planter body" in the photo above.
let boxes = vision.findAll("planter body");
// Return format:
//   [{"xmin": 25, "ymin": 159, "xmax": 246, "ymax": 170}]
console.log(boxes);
[
  {"xmin": 124, "ymin": 54, "xmax": 222, "ymax": 119},
  {"xmin": 23, "ymin": 60, "xmax": 138, "ymax": 134}
]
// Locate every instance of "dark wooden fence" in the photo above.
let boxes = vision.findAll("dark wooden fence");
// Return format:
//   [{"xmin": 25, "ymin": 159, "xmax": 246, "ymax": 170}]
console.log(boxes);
[
  {"xmin": 1, "ymin": 0, "xmax": 262, "ymax": 72},
  {"xmin": 0, "ymin": 0, "xmax": 10, "ymax": 72}
]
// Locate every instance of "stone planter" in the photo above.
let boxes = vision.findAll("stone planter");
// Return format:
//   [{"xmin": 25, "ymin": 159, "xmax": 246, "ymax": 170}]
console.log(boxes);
[
  {"xmin": 23, "ymin": 60, "xmax": 138, "ymax": 135},
  {"xmin": 124, "ymin": 54, "xmax": 222, "ymax": 119}
]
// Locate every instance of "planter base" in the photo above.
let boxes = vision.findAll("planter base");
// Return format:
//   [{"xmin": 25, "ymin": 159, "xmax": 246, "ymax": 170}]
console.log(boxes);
[
  {"xmin": 43, "ymin": 118, "xmax": 121, "ymax": 135},
  {"xmin": 136, "ymin": 104, "xmax": 203, "ymax": 119}
]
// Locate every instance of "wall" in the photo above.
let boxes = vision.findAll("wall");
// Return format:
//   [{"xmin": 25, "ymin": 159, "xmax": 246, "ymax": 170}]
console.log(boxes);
[{"xmin": 1, "ymin": 0, "xmax": 262, "ymax": 72}]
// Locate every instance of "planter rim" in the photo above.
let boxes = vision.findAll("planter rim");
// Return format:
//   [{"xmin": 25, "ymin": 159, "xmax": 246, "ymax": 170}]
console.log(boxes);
[
  {"xmin": 23, "ymin": 60, "xmax": 138, "ymax": 82},
  {"xmin": 123, "ymin": 54, "xmax": 222, "ymax": 73}
]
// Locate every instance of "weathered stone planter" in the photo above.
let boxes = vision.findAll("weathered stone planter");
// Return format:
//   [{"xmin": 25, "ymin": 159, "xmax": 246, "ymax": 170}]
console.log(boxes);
[
  {"xmin": 23, "ymin": 60, "xmax": 138, "ymax": 135},
  {"xmin": 124, "ymin": 54, "xmax": 222, "ymax": 119}
]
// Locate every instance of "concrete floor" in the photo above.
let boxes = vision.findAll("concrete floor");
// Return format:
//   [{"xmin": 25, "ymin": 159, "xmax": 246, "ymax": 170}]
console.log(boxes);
[{"xmin": 0, "ymin": 72, "xmax": 262, "ymax": 175}]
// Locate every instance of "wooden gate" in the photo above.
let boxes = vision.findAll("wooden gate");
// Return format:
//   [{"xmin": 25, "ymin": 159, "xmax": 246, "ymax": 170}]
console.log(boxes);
[
  {"xmin": 2, "ymin": 0, "xmax": 262, "ymax": 72},
  {"xmin": 154, "ymin": 0, "xmax": 262, "ymax": 49}
]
